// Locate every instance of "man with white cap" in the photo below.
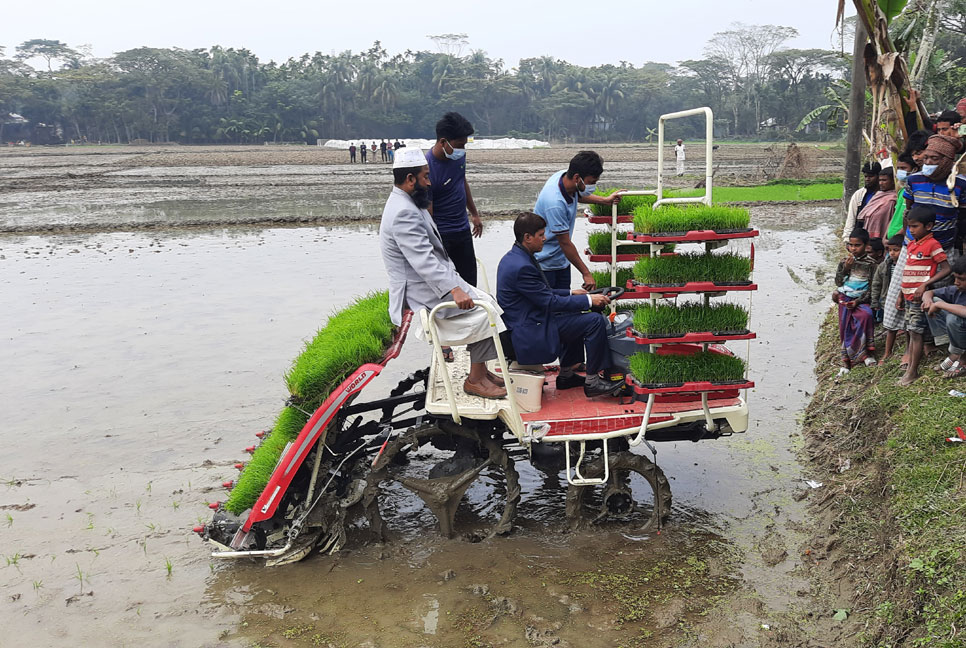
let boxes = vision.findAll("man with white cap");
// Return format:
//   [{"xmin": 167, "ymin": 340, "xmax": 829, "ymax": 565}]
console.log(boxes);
[{"xmin": 380, "ymin": 147, "xmax": 507, "ymax": 399}]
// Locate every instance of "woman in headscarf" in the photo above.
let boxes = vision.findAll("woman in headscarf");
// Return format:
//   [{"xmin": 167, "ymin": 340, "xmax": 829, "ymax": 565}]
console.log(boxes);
[{"xmin": 861, "ymin": 167, "xmax": 898, "ymax": 241}]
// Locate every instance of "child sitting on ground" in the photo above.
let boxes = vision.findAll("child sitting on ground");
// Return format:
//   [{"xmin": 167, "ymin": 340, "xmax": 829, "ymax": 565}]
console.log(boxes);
[
  {"xmin": 897, "ymin": 206, "xmax": 951, "ymax": 385},
  {"xmin": 923, "ymin": 256, "xmax": 966, "ymax": 378},
  {"xmin": 834, "ymin": 228, "xmax": 878, "ymax": 374},
  {"xmin": 874, "ymin": 234, "xmax": 904, "ymax": 360}
]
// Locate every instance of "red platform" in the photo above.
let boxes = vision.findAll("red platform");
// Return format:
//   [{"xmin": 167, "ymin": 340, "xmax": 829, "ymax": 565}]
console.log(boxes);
[
  {"xmin": 629, "ymin": 229, "xmax": 759, "ymax": 244},
  {"xmin": 587, "ymin": 214, "xmax": 634, "ymax": 224},
  {"xmin": 628, "ymin": 329, "xmax": 756, "ymax": 345},
  {"xmin": 586, "ymin": 252, "xmax": 649, "ymax": 262},
  {"xmin": 519, "ymin": 374, "xmax": 741, "ymax": 438},
  {"xmin": 626, "ymin": 280, "xmax": 757, "ymax": 295}
]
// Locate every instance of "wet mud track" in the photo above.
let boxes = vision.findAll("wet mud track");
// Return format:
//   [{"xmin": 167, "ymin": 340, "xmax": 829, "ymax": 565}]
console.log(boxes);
[{"xmin": 0, "ymin": 190, "xmax": 842, "ymax": 645}]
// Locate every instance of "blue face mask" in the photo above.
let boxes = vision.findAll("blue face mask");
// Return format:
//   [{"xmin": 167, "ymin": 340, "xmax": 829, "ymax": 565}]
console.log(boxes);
[
  {"xmin": 922, "ymin": 163, "xmax": 939, "ymax": 176},
  {"xmin": 443, "ymin": 141, "xmax": 466, "ymax": 160},
  {"xmin": 896, "ymin": 169, "xmax": 909, "ymax": 182},
  {"xmin": 578, "ymin": 179, "xmax": 596, "ymax": 197}
]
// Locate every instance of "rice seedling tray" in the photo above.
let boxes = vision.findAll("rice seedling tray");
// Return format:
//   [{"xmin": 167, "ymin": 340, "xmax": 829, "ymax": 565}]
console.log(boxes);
[
  {"xmin": 629, "ymin": 228, "xmax": 759, "ymax": 244},
  {"xmin": 627, "ymin": 329, "xmax": 756, "ymax": 345},
  {"xmin": 587, "ymin": 214, "xmax": 634, "ymax": 224},
  {"xmin": 628, "ymin": 280, "xmax": 757, "ymax": 295},
  {"xmin": 586, "ymin": 251, "xmax": 650, "ymax": 263},
  {"xmin": 625, "ymin": 375, "xmax": 755, "ymax": 395}
]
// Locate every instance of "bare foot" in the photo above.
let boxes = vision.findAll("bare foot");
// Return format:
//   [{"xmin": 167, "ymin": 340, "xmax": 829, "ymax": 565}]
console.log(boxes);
[
  {"xmin": 878, "ymin": 353, "xmax": 892, "ymax": 366},
  {"xmin": 898, "ymin": 372, "xmax": 918, "ymax": 386}
]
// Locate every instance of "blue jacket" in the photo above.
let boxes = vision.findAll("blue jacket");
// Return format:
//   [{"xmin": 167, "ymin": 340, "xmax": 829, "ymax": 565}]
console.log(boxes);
[{"xmin": 497, "ymin": 243, "xmax": 590, "ymax": 365}]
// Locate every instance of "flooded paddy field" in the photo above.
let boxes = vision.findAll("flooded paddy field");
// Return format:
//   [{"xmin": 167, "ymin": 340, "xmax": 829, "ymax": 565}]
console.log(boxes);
[
  {"xmin": 0, "ymin": 143, "xmax": 844, "ymax": 233},
  {"xmin": 0, "ymin": 173, "xmax": 845, "ymax": 647}
]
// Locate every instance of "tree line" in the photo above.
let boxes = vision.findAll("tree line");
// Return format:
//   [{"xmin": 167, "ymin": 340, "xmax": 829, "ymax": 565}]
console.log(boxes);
[{"xmin": 0, "ymin": 16, "xmax": 962, "ymax": 146}]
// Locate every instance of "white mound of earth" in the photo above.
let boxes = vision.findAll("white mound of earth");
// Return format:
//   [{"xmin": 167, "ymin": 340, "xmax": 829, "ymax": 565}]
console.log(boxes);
[{"xmin": 321, "ymin": 137, "xmax": 549, "ymax": 150}]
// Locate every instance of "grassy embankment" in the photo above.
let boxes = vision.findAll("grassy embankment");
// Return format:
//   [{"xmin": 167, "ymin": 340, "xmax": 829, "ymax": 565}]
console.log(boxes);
[
  {"xmin": 225, "ymin": 292, "xmax": 394, "ymax": 514},
  {"xmin": 803, "ymin": 313, "xmax": 966, "ymax": 647}
]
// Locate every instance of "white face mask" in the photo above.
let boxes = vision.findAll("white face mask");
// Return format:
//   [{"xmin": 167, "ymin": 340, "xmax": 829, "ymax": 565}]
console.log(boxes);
[
  {"xmin": 922, "ymin": 163, "xmax": 940, "ymax": 176},
  {"xmin": 896, "ymin": 169, "xmax": 909, "ymax": 182},
  {"xmin": 443, "ymin": 140, "xmax": 466, "ymax": 160},
  {"xmin": 577, "ymin": 178, "xmax": 596, "ymax": 197}
]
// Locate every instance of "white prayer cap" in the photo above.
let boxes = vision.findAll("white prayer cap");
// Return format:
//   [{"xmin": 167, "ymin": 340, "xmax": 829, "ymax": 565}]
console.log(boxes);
[{"xmin": 392, "ymin": 147, "xmax": 427, "ymax": 169}]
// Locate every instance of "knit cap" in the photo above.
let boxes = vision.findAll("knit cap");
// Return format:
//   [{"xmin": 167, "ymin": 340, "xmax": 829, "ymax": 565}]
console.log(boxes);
[
  {"xmin": 925, "ymin": 134, "xmax": 963, "ymax": 161},
  {"xmin": 957, "ymin": 97, "xmax": 966, "ymax": 114}
]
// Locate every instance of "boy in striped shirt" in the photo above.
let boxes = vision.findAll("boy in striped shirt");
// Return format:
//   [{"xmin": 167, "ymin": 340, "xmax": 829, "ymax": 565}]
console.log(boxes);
[{"xmin": 897, "ymin": 206, "xmax": 952, "ymax": 385}]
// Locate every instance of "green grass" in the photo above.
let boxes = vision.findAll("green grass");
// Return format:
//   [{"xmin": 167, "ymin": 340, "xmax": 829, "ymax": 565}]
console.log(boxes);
[
  {"xmin": 805, "ymin": 313, "xmax": 966, "ymax": 646},
  {"xmin": 587, "ymin": 230, "xmax": 661, "ymax": 256},
  {"xmin": 629, "ymin": 351, "xmax": 746, "ymax": 385},
  {"xmin": 633, "ymin": 252, "xmax": 752, "ymax": 285},
  {"xmin": 633, "ymin": 205, "xmax": 750, "ymax": 234},
  {"xmin": 224, "ymin": 291, "xmax": 394, "ymax": 515},
  {"xmin": 589, "ymin": 188, "xmax": 657, "ymax": 216},
  {"xmin": 632, "ymin": 303, "xmax": 749, "ymax": 335},
  {"xmin": 285, "ymin": 292, "xmax": 394, "ymax": 409},
  {"xmin": 668, "ymin": 183, "xmax": 841, "ymax": 203},
  {"xmin": 593, "ymin": 266, "xmax": 634, "ymax": 288},
  {"xmin": 225, "ymin": 407, "xmax": 309, "ymax": 514}
]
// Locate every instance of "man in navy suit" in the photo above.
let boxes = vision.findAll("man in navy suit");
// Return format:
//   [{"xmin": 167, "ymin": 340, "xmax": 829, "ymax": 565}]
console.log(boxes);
[{"xmin": 497, "ymin": 212, "xmax": 622, "ymax": 397}]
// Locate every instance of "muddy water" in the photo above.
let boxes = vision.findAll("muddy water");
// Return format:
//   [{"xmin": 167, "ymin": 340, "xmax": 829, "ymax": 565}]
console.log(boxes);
[{"xmin": 0, "ymin": 204, "xmax": 840, "ymax": 647}]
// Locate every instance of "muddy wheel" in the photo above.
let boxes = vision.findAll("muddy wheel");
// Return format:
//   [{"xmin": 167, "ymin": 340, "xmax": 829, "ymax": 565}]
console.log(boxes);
[
  {"xmin": 565, "ymin": 451, "xmax": 671, "ymax": 534},
  {"xmin": 363, "ymin": 422, "xmax": 520, "ymax": 540}
]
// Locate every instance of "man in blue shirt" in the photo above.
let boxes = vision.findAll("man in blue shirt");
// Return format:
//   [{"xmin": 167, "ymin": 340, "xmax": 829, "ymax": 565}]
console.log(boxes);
[
  {"xmin": 426, "ymin": 112, "xmax": 483, "ymax": 287},
  {"xmin": 533, "ymin": 151, "xmax": 620, "ymax": 291}
]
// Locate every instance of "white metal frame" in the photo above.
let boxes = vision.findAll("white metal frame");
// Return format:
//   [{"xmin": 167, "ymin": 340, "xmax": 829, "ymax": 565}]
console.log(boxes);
[{"xmin": 655, "ymin": 107, "xmax": 714, "ymax": 209}]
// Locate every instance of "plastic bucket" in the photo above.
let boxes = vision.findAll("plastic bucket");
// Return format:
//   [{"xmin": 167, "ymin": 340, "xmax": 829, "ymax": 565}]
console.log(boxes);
[{"xmin": 509, "ymin": 370, "xmax": 545, "ymax": 412}]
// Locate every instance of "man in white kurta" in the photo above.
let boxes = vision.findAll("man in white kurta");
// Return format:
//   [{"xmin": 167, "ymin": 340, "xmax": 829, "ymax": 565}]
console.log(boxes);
[
  {"xmin": 674, "ymin": 139, "xmax": 686, "ymax": 176},
  {"xmin": 379, "ymin": 147, "xmax": 507, "ymax": 399}
]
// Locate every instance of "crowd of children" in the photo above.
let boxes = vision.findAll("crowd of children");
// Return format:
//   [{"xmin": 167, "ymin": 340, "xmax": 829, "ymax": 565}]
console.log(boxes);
[{"xmin": 836, "ymin": 101, "xmax": 966, "ymax": 386}]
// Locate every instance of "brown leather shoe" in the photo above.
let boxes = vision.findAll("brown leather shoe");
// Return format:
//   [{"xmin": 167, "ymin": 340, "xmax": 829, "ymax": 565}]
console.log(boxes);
[
  {"xmin": 485, "ymin": 370, "xmax": 505, "ymax": 387},
  {"xmin": 463, "ymin": 378, "xmax": 507, "ymax": 399}
]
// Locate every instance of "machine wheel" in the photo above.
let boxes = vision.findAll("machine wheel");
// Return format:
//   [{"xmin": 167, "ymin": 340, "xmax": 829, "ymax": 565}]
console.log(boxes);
[
  {"xmin": 565, "ymin": 451, "xmax": 671, "ymax": 534},
  {"xmin": 363, "ymin": 422, "xmax": 520, "ymax": 541}
]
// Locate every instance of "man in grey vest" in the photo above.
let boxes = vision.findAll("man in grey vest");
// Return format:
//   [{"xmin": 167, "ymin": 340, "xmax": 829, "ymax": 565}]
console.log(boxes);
[{"xmin": 379, "ymin": 147, "xmax": 507, "ymax": 399}]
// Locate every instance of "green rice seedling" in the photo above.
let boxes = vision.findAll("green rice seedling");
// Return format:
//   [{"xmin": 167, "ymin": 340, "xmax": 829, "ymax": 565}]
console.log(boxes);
[
  {"xmin": 589, "ymin": 189, "xmax": 657, "ymax": 216},
  {"xmin": 285, "ymin": 292, "xmax": 393, "ymax": 410},
  {"xmin": 629, "ymin": 351, "xmax": 746, "ymax": 385},
  {"xmin": 633, "ymin": 252, "xmax": 752, "ymax": 285},
  {"xmin": 164, "ymin": 556, "xmax": 173, "ymax": 577},
  {"xmin": 587, "ymin": 230, "xmax": 654, "ymax": 256},
  {"xmin": 633, "ymin": 205, "xmax": 750, "ymax": 234},
  {"xmin": 225, "ymin": 406, "xmax": 309, "ymax": 514},
  {"xmin": 633, "ymin": 303, "xmax": 749, "ymax": 335},
  {"xmin": 5, "ymin": 513, "xmax": 12, "ymax": 527},
  {"xmin": 592, "ymin": 266, "xmax": 635, "ymax": 289},
  {"xmin": 668, "ymin": 183, "xmax": 841, "ymax": 203}
]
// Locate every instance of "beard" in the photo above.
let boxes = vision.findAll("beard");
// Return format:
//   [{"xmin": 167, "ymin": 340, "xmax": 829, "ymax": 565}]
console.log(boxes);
[{"xmin": 410, "ymin": 183, "xmax": 431, "ymax": 209}]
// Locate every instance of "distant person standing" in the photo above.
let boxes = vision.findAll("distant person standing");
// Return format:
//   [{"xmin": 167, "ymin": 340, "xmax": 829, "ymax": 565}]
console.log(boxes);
[
  {"xmin": 360, "ymin": 142, "xmax": 368, "ymax": 163},
  {"xmin": 371, "ymin": 142, "xmax": 378, "ymax": 160},
  {"xmin": 380, "ymin": 139, "xmax": 388, "ymax": 162},
  {"xmin": 674, "ymin": 139, "xmax": 686, "ymax": 176},
  {"xmin": 394, "ymin": 139, "xmax": 402, "ymax": 151},
  {"xmin": 387, "ymin": 145, "xmax": 395, "ymax": 164},
  {"xmin": 349, "ymin": 142, "xmax": 357, "ymax": 163}
]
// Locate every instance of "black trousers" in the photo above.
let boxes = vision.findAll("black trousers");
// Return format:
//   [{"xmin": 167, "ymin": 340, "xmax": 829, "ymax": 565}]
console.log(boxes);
[{"xmin": 440, "ymin": 228, "xmax": 477, "ymax": 287}]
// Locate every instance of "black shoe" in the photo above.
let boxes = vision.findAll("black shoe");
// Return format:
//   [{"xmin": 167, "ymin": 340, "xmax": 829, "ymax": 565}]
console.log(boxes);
[
  {"xmin": 555, "ymin": 373, "xmax": 586, "ymax": 390},
  {"xmin": 583, "ymin": 375, "xmax": 622, "ymax": 397}
]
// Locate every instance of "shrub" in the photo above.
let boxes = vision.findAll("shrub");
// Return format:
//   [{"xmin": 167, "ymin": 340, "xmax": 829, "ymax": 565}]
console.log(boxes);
[
  {"xmin": 633, "ymin": 303, "xmax": 749, "ymax": 335},
  {"xmin": 633, "ymin": 252, "xmax": 752, "ymax": 285},
  {"xmin": 629, "ymin": 351, "xmax": 746, "ymax": 385}
]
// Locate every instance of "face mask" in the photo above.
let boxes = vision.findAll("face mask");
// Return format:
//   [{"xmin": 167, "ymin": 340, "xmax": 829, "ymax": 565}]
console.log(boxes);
[
  {"xmin": 443, "ymin": 141, "xmax": 466, "ymax": 161},
  {"xmin": 410, "ymin": 182, "xmax": 431, "ymax": 209},
  {"xmin": 577, "ymin": 178, "xmax": 596, "ymax": 197},
  {"xmin": 922, "ymin": 164, "xmax": 939, "ymax": 176},
  {"xmin": 896, "ymin": 169, "xmax": 908, "ymax": 182}
]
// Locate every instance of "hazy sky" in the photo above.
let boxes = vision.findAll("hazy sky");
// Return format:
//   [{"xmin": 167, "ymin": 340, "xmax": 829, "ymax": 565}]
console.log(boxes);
[{"xmin": 1, "ymin": 0, "xmax": 852, "ymax": 69}]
